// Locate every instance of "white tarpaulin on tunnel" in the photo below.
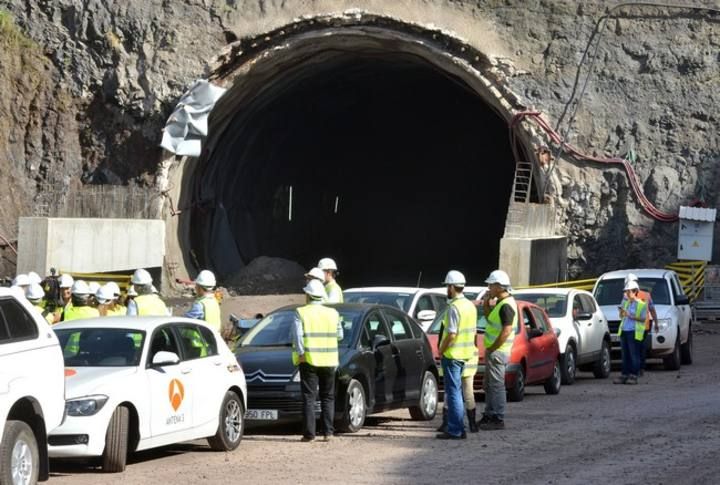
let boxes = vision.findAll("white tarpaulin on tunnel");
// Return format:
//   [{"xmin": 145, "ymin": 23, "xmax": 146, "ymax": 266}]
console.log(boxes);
[{"xmin": 160, "ymin": 79, "xmax": 227, "ymax": 156}]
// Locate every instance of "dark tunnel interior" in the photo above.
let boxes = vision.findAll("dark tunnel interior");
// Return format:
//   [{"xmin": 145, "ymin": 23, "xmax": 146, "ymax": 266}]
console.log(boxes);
[{"xmin": 192, "ymin": 52, "xmax": 518, "ymax": 288}]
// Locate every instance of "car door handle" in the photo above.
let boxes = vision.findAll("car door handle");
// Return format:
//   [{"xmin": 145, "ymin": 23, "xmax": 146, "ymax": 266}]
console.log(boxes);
[
  {"xmin": 213, "ymin": 361, "xmax": 223, "ymax": 366},
  {"xmin": 181, "ymin": 368, "xmax": 192, "ymax": 375}
]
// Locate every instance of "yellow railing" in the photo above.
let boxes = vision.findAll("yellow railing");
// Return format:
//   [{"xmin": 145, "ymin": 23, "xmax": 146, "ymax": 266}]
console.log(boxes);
[
  {"xmin": 61, "ymin": 271, "xmax": 133, "ymax": 290},
  {"xmin": 518, "ymin": 260, "xmax": 707, "ymax": 302}
]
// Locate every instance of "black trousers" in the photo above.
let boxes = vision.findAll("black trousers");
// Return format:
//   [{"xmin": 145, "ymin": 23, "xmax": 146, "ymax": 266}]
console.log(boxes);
[{"xmin": 299, "ymin": 363, "xmax": 336, "ymax": 438}]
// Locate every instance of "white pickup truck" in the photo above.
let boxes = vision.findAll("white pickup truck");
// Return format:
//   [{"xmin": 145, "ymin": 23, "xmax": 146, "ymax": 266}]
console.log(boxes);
[
  {"xmin": 0, "ymin": 288, "xmax": 65, "ymax": 485},
  {"xmin": 593, "ymin": 269, "xmax": 693, "ymax": 370}
]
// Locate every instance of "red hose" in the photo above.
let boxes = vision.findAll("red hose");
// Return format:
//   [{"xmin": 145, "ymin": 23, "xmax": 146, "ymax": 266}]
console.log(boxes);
[{"xmin": 510, "ymin": 111, "xmax": 679, "ymax": 222}]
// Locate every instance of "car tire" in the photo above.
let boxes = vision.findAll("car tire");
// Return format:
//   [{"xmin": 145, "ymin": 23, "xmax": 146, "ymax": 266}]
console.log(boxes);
[
  {"xmin": 544, "ymin": 360, "xmax": 562, "ymax": 395},
  {"xmin": 207, "ymin": 391, "xmax": 244, "ymax": 451},
  {"xmin": 663, "ymin": 333, "xmax": 682, "ymax": 371},
  {"xmin": 593, "ymin": 340, "xmax": 611, "ymax": 378},
  {"xmin": 0, "ymin": 420, "xmax": 39, "ymax": 485},
  {"xmin": 338, "ymin": 379, "xmax": 366, "ymax": 433},
  {"xmin": 507, "ymin": 366, "xmax": 525, "ymax": 402},
  {"xmin": 680, "ymin": 324, "xmax": 693, "ymax": 365},
  {"xmin": 409, "ymin": 371, "xmax": 438, "ymax": 421},
  {"xmin": 102, "ymin": 406, "xmax": 129, "ymax": 473},
  {"xmin": 560, "ymin": 346, "xmax": 576, "ymax": 385}
]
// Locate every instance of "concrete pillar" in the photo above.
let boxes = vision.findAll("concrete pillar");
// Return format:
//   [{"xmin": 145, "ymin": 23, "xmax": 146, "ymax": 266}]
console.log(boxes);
[{"xmin": 499, "ymin": 236, "xmax": 567, "ymax": 287}]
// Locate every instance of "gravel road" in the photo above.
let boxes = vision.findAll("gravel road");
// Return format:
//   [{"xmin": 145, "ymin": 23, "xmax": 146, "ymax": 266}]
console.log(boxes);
[{"xmin": 49, "ymin": 297, "xmax": 720, "ymax": 485}]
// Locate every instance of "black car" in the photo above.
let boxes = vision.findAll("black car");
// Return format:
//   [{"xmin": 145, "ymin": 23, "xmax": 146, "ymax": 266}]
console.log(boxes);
[{"xmin": 235, "ymin": 303, "xmax": 439, "ymax": 432}]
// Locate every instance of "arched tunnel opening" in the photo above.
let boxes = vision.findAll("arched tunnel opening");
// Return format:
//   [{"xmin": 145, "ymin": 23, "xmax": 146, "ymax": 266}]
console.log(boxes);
[{"xmin": 188, "ymin": 40, "xmax": 522, "ymax": 289}]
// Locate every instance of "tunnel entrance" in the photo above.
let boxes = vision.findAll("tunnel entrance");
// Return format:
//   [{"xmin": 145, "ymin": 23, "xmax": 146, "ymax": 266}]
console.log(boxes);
[{"xmin": 186, "ymin": 23, "xmax": 525, "ymax": 289}]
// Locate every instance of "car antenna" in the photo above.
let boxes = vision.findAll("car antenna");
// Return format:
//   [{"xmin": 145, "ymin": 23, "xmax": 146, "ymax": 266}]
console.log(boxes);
[{"xmin": 416, "ymin": 271, "xmax": 422, "ymax": 288}]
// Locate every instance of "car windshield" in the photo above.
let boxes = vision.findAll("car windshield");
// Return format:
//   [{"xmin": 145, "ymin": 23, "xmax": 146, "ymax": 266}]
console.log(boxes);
[
  {"xmin": 427, "ymin": 309, "xmax": 488, "ymax": 334},
  {"xmin": 240, "ymin": 308, "xmax": 362, "ymax": 348},
  {"xmin": 514, "ymin": 293, "xmax": 568, "ymax": 318},
  {"xmin": 594, "ymin": 277, "xmax": 671, "ymax": 306},
  {"xmin": 342, "ymin": 292, "xmax": 414, "ymax": 313},
  {"xmin": 55, "ymin": 328, "xmax": 145, "ymax": 367}
]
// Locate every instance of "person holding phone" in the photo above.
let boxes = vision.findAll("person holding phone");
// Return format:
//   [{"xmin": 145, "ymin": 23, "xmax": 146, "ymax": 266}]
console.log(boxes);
[{"xmin": 614, "ymin": 280, "xmax": 648, "ymax": 385}]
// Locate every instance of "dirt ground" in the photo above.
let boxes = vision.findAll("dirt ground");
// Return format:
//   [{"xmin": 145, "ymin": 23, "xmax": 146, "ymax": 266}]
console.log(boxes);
[{"xmin": 49, "ymin": 295, "xmax": 720, "ymax": 485}]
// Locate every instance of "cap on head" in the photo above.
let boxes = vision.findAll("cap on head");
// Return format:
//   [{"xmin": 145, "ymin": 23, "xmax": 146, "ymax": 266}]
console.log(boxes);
[
  {"xmin": 317, "ymin": 258, "xmax": 337, "ymax": 271},
  {"xmin": 12, "ymin": 274, "xmax": 30, "ymax": 287},
  {"xmin": 485, "ymin": 270, "xmax": 512, "ymax": 289},
  {"xmin": 624, "ymin": 273, "xmax": 638, "ymax": 285},
  {"xmin": 27, "ymin": 272, "xmax": 42, "ymax": 285},
  {"xmin": 95, "ymin": 284, "xmax": 115, "ymax": 304},
  {"xmin": 194, "ymin": 270, "xmax": 216, "ymax": 288},
  {"xmin": 59, "ymin": 274, "xmax": 74, "ymax": 288},
  {"xmin": 624, "ymin": 280, "xmax": 640, "ymax": 291},
  {"xmin": 442, "ymin": 270, "xmax": 466, "ymax": 287},
  {"xmin": 131, "ymin": 268, "xmax": 152, "ymax": 285},
  {"xmin": 303, "ymin": 279, "xmax": 327, "ymax": 299},
  {"xmin": 26, "ymin": 283, "xmax": 45, "ymax": 301},
  {"xmin": 304, "ymin": 267, "xmax": 325, "ymax": 282},
  {"xmin": 71, "ymin": 280, "xmax": 91, "ymax": 296}
]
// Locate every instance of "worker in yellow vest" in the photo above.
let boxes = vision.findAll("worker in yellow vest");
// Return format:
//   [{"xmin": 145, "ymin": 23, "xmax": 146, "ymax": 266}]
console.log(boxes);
[
  {"xmin": 318, "ymin": 257, "xmax": 343, "ymax": 303},
  {"xmin": 479, "ymin": 269, "xmax": 518, "ymax": 431},
  {"xmin": 95, "ymin": 284, "xmax": 116, "ymax": 316},
  {"xmin": 26, "ymin": 283, "xmax": 55, "ymax": 325},
  {"xmin": 63, "ymin": 281, "xmax": 101, "ymax": 321},
  {"xmin": 436, "ymin": 270, "xmax": 477, "ymax": 440},
  {"xmin": 126, "ymin": 268, "xmax": 169, "ymax": 316},
  {"xmin": 184, "ymin": 270, "xmax": 221, "ymax": 332},
  {"xmin": 291, "ymin": 279, "xmax": 343, "ymax": 442},
  {"xmin": 613, "ymin": 280, "xmax": 648, "ymax": 385},
  {"xmin": 102, "ymin": 282, "xmax": 126, "ymax": 316}
]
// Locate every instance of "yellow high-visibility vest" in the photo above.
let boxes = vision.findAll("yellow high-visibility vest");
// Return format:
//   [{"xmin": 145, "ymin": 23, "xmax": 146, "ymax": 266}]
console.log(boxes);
[
  {"xmin": 617, "ymin": 299, "xmax": 647, "ymax": 342},
  {"xmin": 198, "ymin": 295, "xmax": 221, "ymax": 331},
  {"xmin": 292, "ymin": 304, "xmax": 340, "ymax": 367},
  {"xmin": 134, "ymin": 294, "xmax": 168, "ymax": 316},
  {"xmin": 484, "ymin": 297, "xmax": 517, "ymax": 354},
  {"xmin": 442, "ymin": 296, "xmax": 477, "ymax": 361},
  {"xmin": 63, "ymin": 305, "xmax": 100, "ymax": 321},
  {"xmin": 324, "ymin": 281, "xmax": 343, "ymax": 303}
]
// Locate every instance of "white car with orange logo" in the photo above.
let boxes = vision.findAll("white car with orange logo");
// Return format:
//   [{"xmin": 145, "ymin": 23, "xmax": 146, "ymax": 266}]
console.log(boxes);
[{"xmin": 48, "ymin": 317, "xmax": 246, "ymax": 472}]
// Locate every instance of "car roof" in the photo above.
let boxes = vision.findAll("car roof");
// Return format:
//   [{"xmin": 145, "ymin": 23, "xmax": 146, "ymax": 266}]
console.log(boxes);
[
  {"xmin": 269, "ymin": 302, "xmax": 416, "ymax": 316},
  {"xmin": 53, "ymin": 316, "xmax": 211, "ymax": 332},
  {"xmin": 343, "ymin": 287, "xmax": 442, "ymax": 294},
  {"xmin": 598, "ymin": 269, "xmax": 671, "ymax": 279},
  {"xmin": 514, "ymin": 288, "xmax": 576, "ymax": 296},
  {"xmin": 429, "ymin": 286, "xmax": 487, "ymax": 293}
]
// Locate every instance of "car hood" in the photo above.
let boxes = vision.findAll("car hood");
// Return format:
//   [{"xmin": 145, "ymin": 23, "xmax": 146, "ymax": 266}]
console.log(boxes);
[
  {"xmin": 64, "ymin": 367, "xmax": 138, "ymax": 398},
  {"xmin": 236, "ymin": 346, "xmax": 350, "ymax": 384},
  {"xmin": 599, "ymin": 305, "xmax": 671, "ymax": 321}
]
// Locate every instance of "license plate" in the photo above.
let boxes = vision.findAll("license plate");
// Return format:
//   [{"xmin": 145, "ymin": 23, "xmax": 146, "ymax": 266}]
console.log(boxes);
[
  {"xmin": 246, "ymin": 409, "xmax": 278, "ymax": 420},
  {"xmin": 610, "ymin": 334, "xmax": 619, "ymax": 343}
]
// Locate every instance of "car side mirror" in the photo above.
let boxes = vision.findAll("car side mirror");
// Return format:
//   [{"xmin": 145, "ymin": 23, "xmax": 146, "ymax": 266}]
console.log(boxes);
[
  {"xmin": 527, "ymin": 328, "xmax": 543, "ymax": 339},
  {"xmin": 575, "ymin": 312, "xmax": 593, "ymax": 321},
  {"xmin": 553, "ymin": 327, "xmax": 561, "ymax": 337},
  {"xmin": 675, "ymin": 295, "xmax": 690, "ymax": 305},
  {"xmin": 372, "ymin": 334, "xmax": 391, "ymax": 350},
  {"xmin": 152, "ymin": 351, "xmax": 180, "ymax": 366},
  {"xmin": 416, "ymin": 310, "xmax": 437, "ymax": 322}
]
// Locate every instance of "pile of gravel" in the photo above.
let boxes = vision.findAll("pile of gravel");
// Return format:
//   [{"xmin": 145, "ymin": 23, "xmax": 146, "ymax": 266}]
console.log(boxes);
[{"xmin": 225, "ymin": 256, "xmax": 306, "ymax": 295}]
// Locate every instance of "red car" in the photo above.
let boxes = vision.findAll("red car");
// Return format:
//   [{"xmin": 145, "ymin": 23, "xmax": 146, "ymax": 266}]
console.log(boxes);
[{"xmin": 426, "ymin": 300, "xmax": 561, "ymax": 402}]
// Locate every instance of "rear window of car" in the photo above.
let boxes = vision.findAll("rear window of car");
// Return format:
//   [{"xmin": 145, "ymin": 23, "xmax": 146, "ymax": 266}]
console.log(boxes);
[
  {"xmin": 514, "ymin": 293, "xmax": 567, "ymax": 318},
  {"xmin": 0, "ymin": 298, "xmax": 39, "ymax": 344}
]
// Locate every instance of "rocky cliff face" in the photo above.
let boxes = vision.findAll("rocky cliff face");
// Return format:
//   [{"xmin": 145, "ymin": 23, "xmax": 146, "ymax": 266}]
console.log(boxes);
[{"xmin": 0, "ymin": 0, "xmax": 718, "ymax": 278}]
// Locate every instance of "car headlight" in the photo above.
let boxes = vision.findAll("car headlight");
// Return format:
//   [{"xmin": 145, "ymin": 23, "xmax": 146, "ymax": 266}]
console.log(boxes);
[
  {"xmin": 656, "ymin": 319, "xmax": 672, "ymax": 331},
  {"xmin": 65, "ymin": 395, "xmax": 109, "ymax": 417}
]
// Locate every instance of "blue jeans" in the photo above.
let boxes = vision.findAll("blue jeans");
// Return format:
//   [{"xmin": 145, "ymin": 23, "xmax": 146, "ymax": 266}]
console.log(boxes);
[
  {"xmin": 620, "ymin": 331, "xmax": 640, "ymax": 377},
  {"xmin": 441, "ymin": 357, "xmax": 465, "ymax": 437}
]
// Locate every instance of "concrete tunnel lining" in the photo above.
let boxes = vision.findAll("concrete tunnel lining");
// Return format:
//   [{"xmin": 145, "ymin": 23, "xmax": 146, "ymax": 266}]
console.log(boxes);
[{"xmin": 169, "ymin": 15, "xmax": 539, "ymax": 289}]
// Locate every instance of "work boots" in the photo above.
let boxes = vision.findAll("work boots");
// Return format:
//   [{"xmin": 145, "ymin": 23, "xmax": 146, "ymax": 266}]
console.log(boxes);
[
  {"xmin": 467, "ymin": 409, "xmax": 479, "ymax": 433},
  {"xmin": 436, "ymin": 407, "xmax": 448, "ymax": 432}
]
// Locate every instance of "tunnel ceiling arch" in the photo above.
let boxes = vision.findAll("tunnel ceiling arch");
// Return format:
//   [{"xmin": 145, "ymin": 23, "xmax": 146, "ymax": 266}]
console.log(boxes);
[{"xmin": 183, "ymin": 13, "xmax": 536, "ymax": 288}]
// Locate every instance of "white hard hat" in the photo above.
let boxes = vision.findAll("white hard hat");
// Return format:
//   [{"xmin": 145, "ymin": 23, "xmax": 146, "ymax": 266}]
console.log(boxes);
[
  {"xmin": 485, "ymin": 270, "xmax": 512, "ymax": 288},
  {"xmin": 127, "ymin": 285, "xmax": 138, "ymax": 297},
  {"xmin": 442, "ymin": 270, "xmax": 466, "ymax": 287},
  {"xmin": 131, "ymin": 268, "xmax": 153, "ymax": 285},
  {"xmin": 88, "ymin": 282, "xmax": 101, "ymax": 295},
  {"xmin": 105, "ymin": 282, "xmax": 121, "ymax": 297},
  {"xmin": 303, "ymin": 279, "xmax": 327, "ymax": 299},
  {"xmin": 624, "ymin": 280, "xmax": 640, "ymax": 291},
  {"xmin": 317, "ymin": 258, "xmax": 338, "ymax": 271},
  {"xmin": 12, "ymin": 274, "xmax": 30, "ymax": 287},
  {"xmin": 59, "ymin": 274, "xmax": 74, "ymax": 288},
  {"xmin": 195, "ymin": 269, "xmax": 216, "ymax": 288},
  {"xmin": 27, "ymin": 272, "xmax": 42, "ymax": 285},
  {"xmin": 96, "ymin": 284, "xmax": 115, "ymax": 304},
  {"xmin": 304, "ymin": 267, "xmax": 325, "ymax": 282},
  {"xmin": 624, "ymin": 273, "xmax": 639, "ymax": 285},
  {"xmin": 26, "ymin": 283, "xmax": 45, "ymax": 301},
  {"xmin": 71, "ymin": 280, "xmax": 91, "ymax": 295}
]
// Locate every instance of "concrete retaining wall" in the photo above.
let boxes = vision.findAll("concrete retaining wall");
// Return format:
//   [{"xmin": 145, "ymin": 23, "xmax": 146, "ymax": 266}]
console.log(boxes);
[{"xmin": 499, "ymin": 236, "xmax": 567, "ymax": 287}]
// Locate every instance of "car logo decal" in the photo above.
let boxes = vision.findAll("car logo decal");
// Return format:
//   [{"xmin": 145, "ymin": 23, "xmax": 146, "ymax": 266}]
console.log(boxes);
[
  {"xmin": 168, "ymin": 378, "xmax": 185, "ymax": 411},
  {"xmin": 245, "ymin": 369, "xmax": 293, "ymax": 383},
  {"xmin": 64, "ymin": 368, "xmax": 77, "ymax": 377}
]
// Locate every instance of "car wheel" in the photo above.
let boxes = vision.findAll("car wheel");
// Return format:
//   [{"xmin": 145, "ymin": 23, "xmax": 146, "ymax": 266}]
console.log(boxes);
[
  {"xmin": 560, "ymin": 347, "xmax": 576, "ymax": 385},
  {"xmin": 593, "ymin": 340, "xmax": 611, "ymax": 378},
  {"xmin": 102, "ymin": 406, "xmax": 129, "ymax": 473},
  {"xmin": 544, "ymin": 360, "xmax": 562, "ymax": 395},
  {"xmin": 663, "ymin": 333, "xmax": 682, "ymax": 371},
  {"xmin": 338, "ymin": 379, "xmax": 366, "ymax": 433},
  {"xmin": 0, "ymin": 420, "xmax": 39, "ymax": 485},
  {"xmin": 208, "ymin": 391, "xmax": 244, "ymax": 451},
  {"xmin": 681, "ymin": 324, "xmax": 693, "ymax": 365},
  {"xmin": 409, "ymin": 371, "xmax": 438, "ymax": 420},
  {"xmin": 507, "ymin": 366, "xmax": 525, "ymax": 402}
]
